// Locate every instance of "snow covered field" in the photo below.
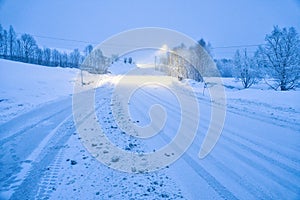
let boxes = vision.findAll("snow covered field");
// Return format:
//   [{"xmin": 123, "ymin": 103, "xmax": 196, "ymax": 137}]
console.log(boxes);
[
  {"xmin": 0, "ymin": 59, "xmax": 299, "ymax": 199},
  {"xmin": 0, "ymin": 59, "xmax": 79, "ymax": 124}
]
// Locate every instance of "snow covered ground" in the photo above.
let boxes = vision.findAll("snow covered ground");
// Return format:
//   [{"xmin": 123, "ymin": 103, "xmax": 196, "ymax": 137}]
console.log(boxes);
[
  {"xmin": 0, "ymin": 59, "xmax": 79, "ymax": 124},
  {"xmin": 0, "ymin": 59, "xmax": 299, "ymax": 199}
]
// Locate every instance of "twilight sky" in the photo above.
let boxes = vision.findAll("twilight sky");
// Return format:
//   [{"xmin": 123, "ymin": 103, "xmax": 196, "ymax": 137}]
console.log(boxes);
[{"xmin": 1, "ymin": 0, "xmax": 300, "ymax": 58}]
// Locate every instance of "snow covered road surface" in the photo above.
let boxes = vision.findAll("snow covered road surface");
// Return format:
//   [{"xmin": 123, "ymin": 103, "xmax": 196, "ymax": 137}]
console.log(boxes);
[
  {"xmin": 0, "ymin": 60, "xmax": 300, "ymax": 199},
  {"xmin": 121, "ymin": 73, "xmax": 300, "ymax": 199},
  {"xmin": 0, "ymin": 96, "xmax": 74, "ymax": 199}
]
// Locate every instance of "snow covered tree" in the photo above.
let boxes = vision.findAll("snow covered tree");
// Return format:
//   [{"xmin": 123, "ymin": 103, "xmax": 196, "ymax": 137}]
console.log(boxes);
[
  {"xmin": 233, "ymin": 49, "xmax": 259, "ymax": 88},
  {"xmin": 216, "ymin": 58, "xmax": 234, "ymax": 77},
  {"xmin": 163, "ymin": 43, "xmax": 204, "ymax": 81},
  {"xmin": 81, "ymin": 48, "xmax": 108, "ymax": 73},
  {"xmin": 257, "ymin": 26, "xmax": 300, "ymax": 91},
  {"xmin": 166, "ymin": 44, "xmax": 186, "ymax": 78},
  {"xmin": 189, "ymin": 42, "xmax": 217, "ymax": 78},
  {"xmin": 93, "ymin": 49, "xmax": 107, "ymax": 73}
]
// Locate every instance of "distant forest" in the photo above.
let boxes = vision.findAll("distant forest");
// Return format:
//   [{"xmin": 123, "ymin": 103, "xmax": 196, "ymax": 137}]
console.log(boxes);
[{"xmin": 0, "ymin": 24, "xmax": 92, "ymax": 68}]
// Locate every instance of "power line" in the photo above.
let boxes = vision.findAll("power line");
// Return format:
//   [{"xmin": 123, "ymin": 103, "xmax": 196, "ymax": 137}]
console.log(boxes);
[
  {"xmin": 14, "ymin": 32, "xmax": 265, "ymax": 59},
  {"xmin": 16, "ymin": 32, "xmax": 99, "ymax": 45},
  {"xmin": 16, "ymin": 32, "xmax": 265, "ymax": 50},
  {"xmin": 212, "ymin": 44, "xmax": 265, "ymax": 49},
  {"xmin": 33, "ymin": 35, "xmax": 98, "ymax": 45}
]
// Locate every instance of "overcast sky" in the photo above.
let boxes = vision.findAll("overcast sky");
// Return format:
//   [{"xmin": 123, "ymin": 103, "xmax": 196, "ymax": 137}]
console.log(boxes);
[{"xmin": 1, "ymin": 0, "xmax": 300, "ymax": 58}]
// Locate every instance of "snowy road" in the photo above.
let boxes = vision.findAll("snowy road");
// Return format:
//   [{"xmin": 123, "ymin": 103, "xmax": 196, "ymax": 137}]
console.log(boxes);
[
  {"xmin": 0, "ymin": 71, "xmax": 300, "ymax": 199},
  {"xmin": 0, "ymin": 97, "xmax": 74, "ymax": 199},
  {"xmin": 125, "ymin": 76, "xmax": 300, "ymax": 199}
]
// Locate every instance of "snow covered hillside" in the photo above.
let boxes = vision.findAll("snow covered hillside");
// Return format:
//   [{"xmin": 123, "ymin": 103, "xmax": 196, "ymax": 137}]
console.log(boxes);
[
  {"xmin": 0, "ymin": 59, "xmax": 79, "ymax": 124},
  {"xmin": 0, "ymin": 59, "xmax": 299, "ymax": 199}
]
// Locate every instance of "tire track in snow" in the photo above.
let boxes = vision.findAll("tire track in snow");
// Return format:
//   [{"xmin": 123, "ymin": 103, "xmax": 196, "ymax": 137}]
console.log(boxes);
[
  {"xmin": 219, "ymin": 138, "xmax": 300, "ymax": 196},
  {"xmin": 34, "ymin": 149, "xmax": 64, "ymax": 200},
  {"xmin": 134, "ymin": 90, "xmax": 275, "ymax": 199},
  {"xmin": 48, "ymin": 84, "xmax": 185, "ymax": 199},
  {"xmin": 127, "ymin": 85, "xmax": 238, "ymax": 199},
  {"xmin": 0, "ymin": 97, "xmax": 72, "ymax": 145},
  {"xmin": 164, "ymin": 134, "xmax": 239, "ymax": 200},
  {"xmin": 131, "ymin": 94, "xmax": 270, "ymax": 199},
  {"xmin": 0, "ymin": 96, "xmax": 74, "ymax": 198},
  {"xmin": 225, "ymin": 129, "xmax": 300, "ymax": 164},
  {"xmin": 139, "ymin": 84, "xmax": 300, "ymax": 176},
  {"xmin": 9, "ymin": 119, "xmax": 75, "ymax": 200},
  {"xmin": 227, "ymin": 98, "xmax": 300, "ymax": 130},
  {"xmin": 222, "ymin": 133, "xmax": 300, "ymax": 177},
  {"xmin": 173, "ymin": 82, "xmax": 300, "ymax": 132},
  {"xmin": 193, "ymin": 123, "xmax": 299, "ymax": 198},
  {"xmin": 0, "ymin": 108, "xmax": 73, "ymax": 198},
  {"xmin": 24, "ymin": 88, "xmax": 113, "ymax": 200},
  {"xmin": 132, "ymin": 82, "xmax": 300, "ymax": 199}
]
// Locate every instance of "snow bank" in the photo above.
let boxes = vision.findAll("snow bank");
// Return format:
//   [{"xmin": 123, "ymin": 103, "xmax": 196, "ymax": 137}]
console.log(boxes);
[{"xmin": 221, "ymin": 78, "xmax": 300, "ymax": 111}]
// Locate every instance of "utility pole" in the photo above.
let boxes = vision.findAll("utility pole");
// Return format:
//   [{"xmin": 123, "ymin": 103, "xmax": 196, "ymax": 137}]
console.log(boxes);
[
  {"xmin": 154, "ymin": 56, "xmax": 157, "ymax": 71},
  {"xmin": 80, "ymin": 68, "xmax": 84, "ymax": 85}
]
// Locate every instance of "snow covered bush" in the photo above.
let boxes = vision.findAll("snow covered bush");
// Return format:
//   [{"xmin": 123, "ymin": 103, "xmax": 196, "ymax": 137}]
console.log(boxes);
[{"xmin": 233, "ymin": 49, "xmax": 260, "ymax": 88}]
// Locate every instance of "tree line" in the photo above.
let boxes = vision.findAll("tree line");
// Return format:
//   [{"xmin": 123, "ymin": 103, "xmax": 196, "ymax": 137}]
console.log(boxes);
[
  {"xmin": 1, "ymin": 24, "xmax": 299, "ymax": 91},
  {"xmin": 0, "ymin": 24, "xmax": 94, "ymax": 68}
]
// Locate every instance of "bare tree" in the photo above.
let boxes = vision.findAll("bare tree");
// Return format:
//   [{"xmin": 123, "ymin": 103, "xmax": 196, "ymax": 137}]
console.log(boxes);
[
  {"xmin": 0, "ymin": 24, "xmax": 3, "ymax": 57},
  {"xmin": 8, "ymin": 25, "xmax": 16, "ymax": 59},
  {"xmin": 111, "ymin": 54, "xmax": 119, "ymax": 63},
  {"xmin": 15, "ymin": 39, "xmax": 22, "ymax": 61},
  {"xmin": 21, "ymin": 34, "xmax": 37, "ymax": 63},
  {"xmin": 198, "ymin": 38, "xmax": 213, "ymax": 57},
  {"xmin": 258, "ymin": 26, "xmax": 300, "ymax": 91},
  {"xmin": 84, "ymin": 44, "xmax": 93, "ymax": 57},
  {"xmin": 1, "ymin": 29, "xmax": 8, "ymax": 58},
  {"xmin": 70, "ymin": 48, "xmax": 81, "ymax": 68},
  {"xmin": 35, "ymin": 48, "xmax": 43, "ymax": 65},
  {"xmin": 60, "ymin": 52, "xmax": 68, "ymax": 67},
  {"xmin": 43, "ymin": 48, "xmax": 51, "ymax": 66},
  {"xmin": 51, "ymin": 49, "xmax": 60, "ymax": 66}
]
